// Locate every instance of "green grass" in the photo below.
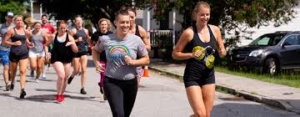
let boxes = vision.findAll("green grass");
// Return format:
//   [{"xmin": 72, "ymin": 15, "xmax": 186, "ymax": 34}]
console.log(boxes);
[{"xmin": 215, "ymin": 66, "xmax": 300, "ymax": 88}]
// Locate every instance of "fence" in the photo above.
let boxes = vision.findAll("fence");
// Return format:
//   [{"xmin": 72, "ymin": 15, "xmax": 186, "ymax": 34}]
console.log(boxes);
[{"xmin": 148, "ymin": 30, "xmax": 181, "ymax": 58}]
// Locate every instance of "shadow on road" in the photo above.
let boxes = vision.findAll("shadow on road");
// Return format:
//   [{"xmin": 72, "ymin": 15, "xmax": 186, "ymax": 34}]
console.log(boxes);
[
  {"xmin": 212, "ymin": 102, "xmax": 299, "ymax": 117},
  {"xmin": 87, "ymin": 60, "xmax": 95, "ymax": 68},
  {"xmin": 24, "ymin": 94, "xmax": 100, "ymax": 103}
]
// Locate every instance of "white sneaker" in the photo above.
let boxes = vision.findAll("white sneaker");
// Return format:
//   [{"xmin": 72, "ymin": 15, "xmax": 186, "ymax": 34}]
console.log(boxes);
[
  {"xmin": 34, "ymin": 79, "xmax": 40, "ymax": 83},
  {"xmin": 42, "ymin": 73, "xmax": 46, "ymax": 79}
]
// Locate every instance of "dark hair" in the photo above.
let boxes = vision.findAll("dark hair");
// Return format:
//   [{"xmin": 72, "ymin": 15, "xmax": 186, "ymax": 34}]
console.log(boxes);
[
  {"xmin": 57, "ymin": 20, "xmax": 68, "ymax": 27},
  {"xmin": 32, "ymin": 21, "xmax": 41, "ymax": 27},
  {"xmin": 120, "ymin": 6, "xmax": 136, "ymax": 15},
  {"xmin": 126, "ymin": 7, "xmax": 136, "ymax": 15},
  {"xmin": 115, "ymin": 9, "xmax": 129, "ymax": 20},
  {"xmin": 41, "ymin": 14, "xmax": 47, "ymax": 18}
]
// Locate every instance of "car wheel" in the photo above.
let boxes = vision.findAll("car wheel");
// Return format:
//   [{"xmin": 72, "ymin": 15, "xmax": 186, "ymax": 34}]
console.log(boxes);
[{"xmin": 264, "ymin": 58, "xmax": 278, "ymax": 76}]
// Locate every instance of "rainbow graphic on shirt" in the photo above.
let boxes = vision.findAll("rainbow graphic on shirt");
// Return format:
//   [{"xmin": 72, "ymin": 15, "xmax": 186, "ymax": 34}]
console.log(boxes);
[{"xmin": 108, "ymin": 45, "xmax": 130, "ymax": 62}]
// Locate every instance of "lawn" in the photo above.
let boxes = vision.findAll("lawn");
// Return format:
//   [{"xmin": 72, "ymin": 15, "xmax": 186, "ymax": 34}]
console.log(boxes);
[{"xmin": 215, "ymin": 66, "xmax": 300, "ymax": 88}]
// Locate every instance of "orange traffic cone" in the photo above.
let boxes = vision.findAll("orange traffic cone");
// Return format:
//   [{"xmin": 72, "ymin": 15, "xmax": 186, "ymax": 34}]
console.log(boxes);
[{"xmin": 143, "ymin": 66, "xmax": 150, "ymax": 77}]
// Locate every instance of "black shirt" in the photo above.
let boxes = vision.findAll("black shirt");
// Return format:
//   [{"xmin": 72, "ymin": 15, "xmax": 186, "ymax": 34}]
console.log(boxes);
[{"xmin": 91, "ymin": 31, "xmax": 113, "ymax": 62}]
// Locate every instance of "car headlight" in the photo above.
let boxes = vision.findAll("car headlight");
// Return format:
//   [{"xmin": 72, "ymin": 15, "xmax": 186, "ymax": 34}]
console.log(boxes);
[{"xmin": 249, "ymin": 49, "xmax": 263, "ymax": 57}]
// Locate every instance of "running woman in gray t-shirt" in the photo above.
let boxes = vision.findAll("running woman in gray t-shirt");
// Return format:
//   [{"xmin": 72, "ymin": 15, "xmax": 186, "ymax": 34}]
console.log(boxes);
[
  {"xmin": 28, "ymin": 22, "xmax": 49, "ymax": 82},
  {"xmin": 92, "ymin": 9, "xmax": 149, "ymax": 117}
]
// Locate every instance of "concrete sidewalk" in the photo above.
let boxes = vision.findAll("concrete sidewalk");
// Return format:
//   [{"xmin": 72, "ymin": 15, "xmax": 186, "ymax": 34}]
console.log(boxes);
[{"xmin": 148, "ymin": 60, "xmax": 300, "ymax": 114}]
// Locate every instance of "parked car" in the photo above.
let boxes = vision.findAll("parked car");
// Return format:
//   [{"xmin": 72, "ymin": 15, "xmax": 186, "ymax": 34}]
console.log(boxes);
[{"xmin": 227, "ymin": 31, "xmax": 300, "ymax": 75}]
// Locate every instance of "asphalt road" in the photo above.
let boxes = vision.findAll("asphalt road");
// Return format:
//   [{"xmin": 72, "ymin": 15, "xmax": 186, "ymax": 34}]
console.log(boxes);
[{"xmin": 0, "ymin": 59, "xmax": 298, "ymax": 117}]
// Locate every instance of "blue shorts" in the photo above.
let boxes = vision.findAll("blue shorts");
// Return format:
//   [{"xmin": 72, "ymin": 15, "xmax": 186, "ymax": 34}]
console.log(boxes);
[{"xmin": 0, "ymin": 50, "xmax": 10, "ymax": 66}]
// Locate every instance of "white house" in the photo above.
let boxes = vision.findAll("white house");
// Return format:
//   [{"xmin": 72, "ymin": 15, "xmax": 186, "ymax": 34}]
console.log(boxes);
[
  {"xmin": 225, "ymin": 3, "xmax": 300, "ymax": 46},
  {"xmin": 137, "ymin": 1, "xmax": 300, "ymax": 47}
]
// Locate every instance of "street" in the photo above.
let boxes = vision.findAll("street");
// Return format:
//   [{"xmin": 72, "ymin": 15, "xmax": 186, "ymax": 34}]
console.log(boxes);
[{"xmin": 0, "ymin": 59, "xmax": 298, "ymax": 117}]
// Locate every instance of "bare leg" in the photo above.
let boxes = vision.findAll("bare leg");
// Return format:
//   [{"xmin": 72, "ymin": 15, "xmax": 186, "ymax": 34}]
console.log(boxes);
[
  {"xmin": 202, "ymin": 84, "xmax": 215, "ymax": 117},
  {"xmin": 9, "ymin": 62, "xmax": 18, "ymax": 90},
  {"xmin": 79, "ymin": 55, "xmax": 88, "ymax": 89},
  {"xmin": 52, "ymin": 62, "xmax": 66, "ymax": 95},
  {"xmin": 62, "ymin": 63, "xmax": 71, "ymax": 93},
  {"xmin": 19, "ymin": 58, "xmax": 28, "ymax": 98},
  {"xmin": 186, "ymin": 86, "xmax": 207, "ymax": 117},
  {"xmin": 68, "ymin": 58, "xmax": 80, "ymax": 84},
  {"xmin": 29, "ymin": 57, "xmax": 37, "ymax": 78},
  {"xmin": 36, "ymin": 57, "xmax": 45, "ymax": 79}
]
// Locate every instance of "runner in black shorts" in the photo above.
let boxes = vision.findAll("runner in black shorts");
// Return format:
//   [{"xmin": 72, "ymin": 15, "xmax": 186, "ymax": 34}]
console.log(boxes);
[
  {"xmin": 172, "ymin": 1, "xmax": 226, "ymax": 117},
  {"xmin": 3, "ymin": 15, "xmax": 32, "ymax": 99},
  {"xmin": 67, "ymin": 15, "xmax": 90, "ymax": 95},
  {"xmin": 125, "ymin": 7, "xmax": 151, "ymax": 85},
  {"xmin": 45, "ymin": 21, "xmax": 78, "ymax": 102}
]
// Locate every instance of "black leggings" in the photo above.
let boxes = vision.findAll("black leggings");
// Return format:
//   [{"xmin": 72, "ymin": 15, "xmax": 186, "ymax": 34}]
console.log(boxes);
[{"xmin": 104, "ymin": 76, "xmax": 138, "ymax": 117}]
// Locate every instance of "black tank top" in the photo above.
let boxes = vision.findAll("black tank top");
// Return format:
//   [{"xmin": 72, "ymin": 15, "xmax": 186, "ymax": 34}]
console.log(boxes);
[
  {"xmin": 51, "ymin": 33, "xmax": 74, "ymax": 63},
  {"xmin": 10, "ymin": 28, "xmax": 28, "ymax": 55},
  {"xmin": 135, "ymin": 25, "xmax": 142, "ymax": 38},
  {"xmin": 97, "ymin": 31, "xmax": 113, "ymax": 62},
  {"xmin": 74, "ymin": 28, "xmax": 87, "ymax": 52},
  {"xmin": 135, "ymin": 25, "xmax": 143, "ymax": 59},
  {"xmin": 184, "ymin": 25, "xmax": 218, "ymax": 78}
]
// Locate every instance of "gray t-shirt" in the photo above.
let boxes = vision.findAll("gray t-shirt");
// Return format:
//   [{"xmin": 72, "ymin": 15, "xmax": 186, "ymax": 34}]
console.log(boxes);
[
  {"xmin": 95, "ymin": 33, "xmax": 148, "ymax": 80},
  {"xmin": 0, "ymin": 23, "xmax": 14, "ymax": 51},
  {"xmin": 31, "ymin": 31, "xmax": 44, "ymax": 52}
]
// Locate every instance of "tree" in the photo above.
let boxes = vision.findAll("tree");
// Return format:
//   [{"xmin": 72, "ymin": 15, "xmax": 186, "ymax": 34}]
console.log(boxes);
[
  {"xmin": 0, "ymin": 0, "xmax": 30, "ymax": 22},
  {"xmin": 36, "ymin": 0, "xmax": 151, "ymax": 28},
  {"xmin": 152, "ymin": 0, "xmax": 298, "ymax": 49},
  {"xmin": 36, "ymin": 0, "xmax": 299, "ymax": 44}
]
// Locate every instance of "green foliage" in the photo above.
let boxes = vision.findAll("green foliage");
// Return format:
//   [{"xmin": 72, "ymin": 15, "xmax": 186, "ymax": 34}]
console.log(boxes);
[
  {"xmin": 167, "ymin": 0, "xmax": 299, "ymax": 29},
  {"xmin": 153, "ymin": 0, "xmax": 298, "ymax": 59},
  {"xmin": 0, "ymin": 0, "xmax": 30, "ymax": 22},
  {"xmin": 36, "ymin": 0, "xmax": 151, "ymax": 27},
  {"xmin": 156, "ymin": 33, "xmax": 173, "ymax": 60}
]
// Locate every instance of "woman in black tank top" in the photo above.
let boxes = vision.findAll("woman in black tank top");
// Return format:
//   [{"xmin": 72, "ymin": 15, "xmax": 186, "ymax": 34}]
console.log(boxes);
[
  {"xmin": 91, "ymin": 18, "xmax": 113, "ymax": 100},
  {"xmin": 67, "ymin": 15, "xmax": 91, "ymax": 95},
  {"xmin": 45, "ymin": 21, "xmax": 78, "ymax": 103},
  {"xmin": 3, "ymin": 15, "xmax": 32, "ymax": 99},
  {"xmin": 172, "ymin": 1, "xmax": 226, "ymax": 117},
  {"xmin": 126, "ymin": 7, "xmax": 151, "ymax": 85}
]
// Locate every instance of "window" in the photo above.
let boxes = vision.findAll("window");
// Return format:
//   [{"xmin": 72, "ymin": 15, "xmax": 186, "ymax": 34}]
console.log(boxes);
[
  {"xmin": 283, "ymin": 35, "xmax": 298, "ymax": 46},
  {"xmin": 249, "ymin": 35, "xmax": 270, "ymax": 46},
  {"xmin": 249, "ymin": 34, "xmax": 285, "ymax": 46}
]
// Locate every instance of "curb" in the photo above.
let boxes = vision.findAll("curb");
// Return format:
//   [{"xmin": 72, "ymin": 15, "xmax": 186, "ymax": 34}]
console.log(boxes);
[{"xmin": 148, "ymin": 66, "xmax": 300, "ymax": 114}]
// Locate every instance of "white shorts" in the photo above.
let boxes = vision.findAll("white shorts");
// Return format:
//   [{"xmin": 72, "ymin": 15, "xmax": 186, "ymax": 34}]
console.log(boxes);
[{"xmin": 29, "ymin": 50, "xmax": 45, "ymax": 58}]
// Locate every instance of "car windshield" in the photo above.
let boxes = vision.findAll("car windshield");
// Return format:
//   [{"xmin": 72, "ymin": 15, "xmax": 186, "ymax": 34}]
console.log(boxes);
[{"xmin": 249, "ymin": 34, "xmax": 286, "ymax": 46}]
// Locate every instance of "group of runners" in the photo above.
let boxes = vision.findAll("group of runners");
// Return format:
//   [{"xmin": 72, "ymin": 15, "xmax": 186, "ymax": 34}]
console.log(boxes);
[{"xmin": 0, "ymin": 1, "xmax": 227, "ymax": 117}]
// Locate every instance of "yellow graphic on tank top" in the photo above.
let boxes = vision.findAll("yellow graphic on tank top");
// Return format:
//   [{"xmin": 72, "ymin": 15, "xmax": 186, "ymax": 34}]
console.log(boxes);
[{"xmin": 193, "ymin": 46, "xmax": 215, "ymax": 69}]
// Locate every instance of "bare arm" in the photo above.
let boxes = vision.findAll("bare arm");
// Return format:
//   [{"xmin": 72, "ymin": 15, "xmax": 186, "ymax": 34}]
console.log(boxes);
[
  {"xmin": 138, "ymin": 26, "xmax": 151, "ymax": 52},
  {"xmin": 26, "ymin": 30, "xmax": 32, "ymax": 45},
  {"xmin": 172, "ymin": 27, "xmax": 194, "ymax": 60},
  {"xmin": 212, "ymin": 25, "xmax": 227, "ymax": 58},
  {"xmin": 84, "ymin": 29, "xmax": 92, "ymax": 45},
  {"xmin": 3, "ymin": 29, "xmax": 17, "ymax": 46},
  {"xmin": 67, "ymin": 34, "xmax": 78, "ymax": 53},
  {"xmin": 43, "ymin": 32, "xmax": 49, "ymax": 54},
  {"xmin": 70, "ymin": 29, "xmax": 80, "ymax": 42},
  {"xmin": 130, "ymin": 55, "xmax": 150, "ymax": 66},
  {"xmin": 125, "ymin": 40, "xmax": 150, "ymax": 66},
  {"xmin": 92, "ymin": 48, "xmax": 101, "ymax": 66},
  {"xmin": 45, "ymin": 34, "xmax": 55, "ymax": 46},
  {"xmin": 92, "ymin": 40, "xmax": 104, "ymax": 72}
]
